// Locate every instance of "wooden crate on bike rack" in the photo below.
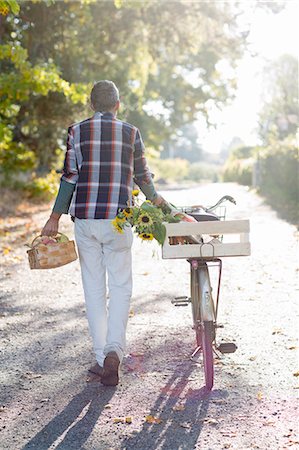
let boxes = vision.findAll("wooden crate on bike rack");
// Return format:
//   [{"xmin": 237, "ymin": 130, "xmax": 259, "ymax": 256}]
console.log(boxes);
[{"xmin": 162, "ymin": 219, "xmax": 250, "ymax": 259}]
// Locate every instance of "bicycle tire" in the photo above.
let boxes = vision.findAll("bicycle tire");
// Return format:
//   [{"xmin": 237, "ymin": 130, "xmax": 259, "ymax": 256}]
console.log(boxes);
[
  {"xmin": 201, "ymin": 321, "xmax": 214, "ymax": 390},
  {"xmin": 190, "ymin": 265, "xmax": 201, "ymax": 347}
]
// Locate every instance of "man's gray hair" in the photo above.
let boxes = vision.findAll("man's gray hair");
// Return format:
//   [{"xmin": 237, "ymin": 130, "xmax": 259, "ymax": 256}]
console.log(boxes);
[{"xmin": 90, "ymin": 80, "xmax": 119, "ymax": 112}]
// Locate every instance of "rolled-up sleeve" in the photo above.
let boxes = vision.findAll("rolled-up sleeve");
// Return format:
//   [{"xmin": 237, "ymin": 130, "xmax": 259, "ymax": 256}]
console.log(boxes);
[{"xmin": 61, "ymin": 126, "xmax": 78, "ymax": 184}]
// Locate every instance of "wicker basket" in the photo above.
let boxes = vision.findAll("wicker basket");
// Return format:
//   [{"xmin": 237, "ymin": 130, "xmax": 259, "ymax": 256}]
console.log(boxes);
[{"xmin": 27, "ymin": 233, "xmax": 78, "ymax": 269}]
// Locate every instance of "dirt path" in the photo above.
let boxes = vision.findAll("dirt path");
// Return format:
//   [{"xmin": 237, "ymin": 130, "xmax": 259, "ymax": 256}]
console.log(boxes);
[{"xmin": 0, "ymin": 182, "xmax": 298, "ymax": 450}]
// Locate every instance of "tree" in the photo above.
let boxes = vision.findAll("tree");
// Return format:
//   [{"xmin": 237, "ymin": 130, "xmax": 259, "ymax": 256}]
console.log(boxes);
[
  {"xmin": 161, "ymin": 124, "xmax": 203, "ymax": 162},
  {"xmin": 258, "ymin": 54, "xmax": 298, "ymax": 144},
  {"xmin": 0, "ymin": 0, "xmax": 285, "ymax": 180}
]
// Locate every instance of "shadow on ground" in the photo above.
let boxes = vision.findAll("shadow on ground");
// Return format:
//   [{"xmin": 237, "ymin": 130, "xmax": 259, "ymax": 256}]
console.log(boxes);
[{"xmin": 22, "ymin": 383, "xmax": 116, "ymax": 450}]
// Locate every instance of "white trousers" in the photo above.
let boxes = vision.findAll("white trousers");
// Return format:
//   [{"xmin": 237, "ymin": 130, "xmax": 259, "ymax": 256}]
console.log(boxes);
[{"xmin": 74, "ymin": 218, "xmax": 133, "ymax": 366}]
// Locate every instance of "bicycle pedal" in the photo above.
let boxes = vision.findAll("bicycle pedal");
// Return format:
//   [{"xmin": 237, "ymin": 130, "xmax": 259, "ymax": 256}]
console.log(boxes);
[
  {"xmin": 217, "ymin": 342, "xmax": 237, "ymax": 354},
  {"xmin": 171, "ymin": 296, "xmax": 190, "ymax": 306}
]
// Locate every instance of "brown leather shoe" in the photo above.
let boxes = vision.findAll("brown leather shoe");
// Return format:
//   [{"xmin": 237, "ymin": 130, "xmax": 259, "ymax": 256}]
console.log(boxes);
[
  {"xmin": 88, "ymin": 362, "xmax": 104, "ymax": 377},
  {"xmin": 101, "ymin": 352, "xmax": 120, "ymax": 386}
]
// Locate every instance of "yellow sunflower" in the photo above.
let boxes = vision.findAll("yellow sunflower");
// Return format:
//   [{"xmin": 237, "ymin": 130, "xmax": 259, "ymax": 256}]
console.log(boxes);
[
  {"xmin": 132, "ymin": 189, "xmax": 140, "ymax": 196},
  {"xmin": 112, "ymin": 218, "xmax": 124, "ymax": 234},
  {"xmin": 123, "ymin": 207, "xmax": 133, "ymax": 218},
  {"xmin": 116, "ymin": 215, "xmax": 126, "ymax": 223},
  {"xmin": 137, "ymin": 212, "xmax": 153, "ymax": 227},
  {"xmin": 139, "ymin": 233, "xmax": 154, "ymax": 241}
]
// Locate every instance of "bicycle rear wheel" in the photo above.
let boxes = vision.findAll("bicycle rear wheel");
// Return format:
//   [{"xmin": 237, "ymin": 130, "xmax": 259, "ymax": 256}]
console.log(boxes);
[
  {"xmin": 201, "ymin": 320, "xmax": 214, "ymax": 390},
  {"xmin": 190, "ymin": 261, "xmax": 215, "ymax": 390},
  {"xmin": 190, "ymin": 264, "xmax": 201, "ymax": 347}
]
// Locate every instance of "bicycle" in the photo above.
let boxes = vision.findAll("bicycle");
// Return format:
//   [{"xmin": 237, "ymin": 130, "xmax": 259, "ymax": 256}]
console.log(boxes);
[{"xmin": 162, "ymin": 196, "xmax": 250, "ymax": 391}]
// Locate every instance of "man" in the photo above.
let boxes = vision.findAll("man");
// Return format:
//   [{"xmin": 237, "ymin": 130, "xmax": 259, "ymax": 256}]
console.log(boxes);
[{"xmin": 41, "ymin": 80, "xmax": 165, "ymax": 386}]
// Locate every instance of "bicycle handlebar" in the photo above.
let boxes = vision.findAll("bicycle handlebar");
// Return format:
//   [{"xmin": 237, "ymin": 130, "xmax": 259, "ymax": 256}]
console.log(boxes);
[
  {"xmin": 205, "ymin": 195, "xmax": 236, "ymax": 212},
  {"xmin": 169, "ymin": 195, "xmax": 236, "ymax": 218}
]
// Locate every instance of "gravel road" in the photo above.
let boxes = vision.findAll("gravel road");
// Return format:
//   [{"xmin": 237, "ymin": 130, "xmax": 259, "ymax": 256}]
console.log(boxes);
[{"xmin": 0, "ymin": 182, "xmax": 298, "ymax": 450}]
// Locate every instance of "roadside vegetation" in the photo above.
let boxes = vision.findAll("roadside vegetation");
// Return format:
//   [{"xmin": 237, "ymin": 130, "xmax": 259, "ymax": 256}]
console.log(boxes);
[{"xmin": 223, "ymin": 55, "xmax": 298, "ymax": 225}]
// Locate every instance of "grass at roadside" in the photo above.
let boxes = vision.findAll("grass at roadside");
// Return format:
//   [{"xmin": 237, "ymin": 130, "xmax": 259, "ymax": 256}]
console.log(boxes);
[{"xmin": 0, "ymin": 188, "xmax": 50, "ymax": 267}]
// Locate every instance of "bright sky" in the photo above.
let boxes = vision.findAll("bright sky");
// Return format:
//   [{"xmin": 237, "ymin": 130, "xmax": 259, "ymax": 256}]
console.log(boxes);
[{"xmin": 199, "ymin": 1, "xmax": 299, "ymax": 154}]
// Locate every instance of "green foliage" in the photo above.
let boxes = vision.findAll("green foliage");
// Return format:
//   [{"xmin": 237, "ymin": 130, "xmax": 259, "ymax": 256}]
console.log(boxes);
[
  {"xmin": 150, "ymin": 158, "xmax": 221, "ymax": 183},
  {"xmin": 258, "ymin": 139, "xmax": 298, "ymax": 224},
  {"xmin": 0, "ymin": 42, "xmax": 89, "ymax": 175},
  {"xmin": 223, "ymin": 140, "xmax": 298, "ymax": 224},
  {"xmin": 0, "ymin": 0, "xmax": 20, "ymax": 15},
  {"xmin": 1, "ymin": 0, "xmax": 249, "ymax": 182},
  {"xmin": 1, "ymin": 0, "xmax": 284, "ymax": 193},
  {"xmin": 0, "ymin": 142, "xmax": 36, "ymax": 178},
  {"xmin": 259, "ymin": 55, "xmax": 298, "ymax": 145},
  {"xmin": 24, "ymin": 170, "xmax": 60, "ymax": 200},
  {"xmin": 230, "ymin": 146, "xmax": 255, "ymax": 160},
  {"xmin": 222, "ymin": 158, "xmax": 254, "ymax": 186},
  {"xmin": 150, "ymin": 158, "xmax": 190, "ymax": 182},
  {"xmin": 152, "ymin": 223, "xmax": 166, "ymax": 246},
  {"xmin": 112, "ymin": 196, "xmax": 171, "ymax": 245},
  {"xmin": 222, "ymin": 146, "xmax": 255, "ymax": 186},
  {"xmin": 188, "ymin": 162, "xmax": 220, "ymax": 183}
]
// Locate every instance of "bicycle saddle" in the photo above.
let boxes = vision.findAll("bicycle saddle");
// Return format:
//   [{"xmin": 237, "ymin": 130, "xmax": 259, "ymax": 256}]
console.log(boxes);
[{"xmin": 189, "ymin": 209, "xmax": 220, "ymax": 222}]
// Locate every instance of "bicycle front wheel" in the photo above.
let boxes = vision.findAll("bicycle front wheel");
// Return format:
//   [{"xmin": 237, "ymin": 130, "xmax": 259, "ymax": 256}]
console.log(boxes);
[{"xmin": 201, "ymin": 320, "xmax": 214, "ymax": 390}]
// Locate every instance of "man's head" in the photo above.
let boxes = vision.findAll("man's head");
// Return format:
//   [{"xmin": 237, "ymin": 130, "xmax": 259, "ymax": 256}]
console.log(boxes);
[{"xmin": 90, "ymin": 80, "xmax": 120, "ymax": 114}]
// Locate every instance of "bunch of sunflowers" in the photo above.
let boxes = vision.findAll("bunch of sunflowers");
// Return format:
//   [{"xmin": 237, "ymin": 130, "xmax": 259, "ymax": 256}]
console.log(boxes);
[{"xmin": 111, "ymin": 190, "xmax": 180, "ymax": 245}]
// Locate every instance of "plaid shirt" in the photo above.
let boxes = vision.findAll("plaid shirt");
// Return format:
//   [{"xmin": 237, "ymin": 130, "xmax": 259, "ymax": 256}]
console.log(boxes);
[{"xmin": 61, "ymin": 112, "xmax": 153, "ymax": 219}]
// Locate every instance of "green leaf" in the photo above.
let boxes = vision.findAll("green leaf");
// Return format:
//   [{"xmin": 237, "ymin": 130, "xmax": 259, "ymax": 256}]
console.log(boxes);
[
  {"xmin": 7, "ymin": 0, "xmax": 20, "ymax": 15},
  {"xmin": 140, "ymin": 201, "xmax": 158, "ymax": 213},
  {"xmin": 163, "ymin": 213, "xmax": 180, "ymax": 223},
  {"xmin": 132, "ymin": 207, "xmax": 140, "ymax": 222},
  {"xmin": 152, "ymin": 223, "xmax": 166, "ymax": 245}
]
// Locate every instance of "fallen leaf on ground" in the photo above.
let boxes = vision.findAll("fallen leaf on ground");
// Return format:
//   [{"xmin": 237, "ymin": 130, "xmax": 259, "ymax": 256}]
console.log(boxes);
[
  {"xmin": 22, "ymin": 372, "xmax": 42, "ymax": 380},
  {"xmin": 272, "ymin": 328, "xmax": 283, "ymax": 335},
  {"xmin": 214, "ymin": 359, "xmax": 224, "ymax": 365},
  {"xmin": 104, "ymin": 404, "xmax": 112, "ymax": 409},
  {"xmin": 203, "ymin": 418, "xmax": 218, "ymax": 425},
  {"xmin": 113, "ymin": 418, "xmax": 125, "ymax": 424},
  {"xmin": 180, "ymin": 422, "xmax": 191, "ymax": 429},
  {"xmin": 220, "ymin": 430, "xmax": 237, "ymax": 437},
  {"xmin": 128, "ymin": 310, "xmax": 134, "ymax": 318},
  {"xmin": 257, "ymin": 392, "xmax": 263, "ymax": 401},
  {"xmin": 288, "ymin": 346, "xmax": 297, "ymax": 350},
  {"xmin": 172, "ymin": 405, "xmax": 185, "ymax": 411},
  {"xmin": 263, "ymin": 420, "xmax": 275, "ymax": 426},
  {"xmin": 2, "ymin": 247, "xmax": 12, "ymax": 255},
  {"xmin": 293, "ymin": 371, "xmax": 299, "ymax": 377},
  {"xmin": 249, "ymin": 356, "xmax": 257, "ymax": 361},
  {"xmin": 145, "ymin": 415, "xmax": 162, "ymax": 424},
  {"xmin": 113, "ymin": 417, "xmax": 132, "ymax": 424},
  {"xmin": 40, "ymin": 398, "xmax": 49, "ymax": 403},
  {"xmin": 142, "ymin": 272, "xmax": 149, "ymax": 276}
]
